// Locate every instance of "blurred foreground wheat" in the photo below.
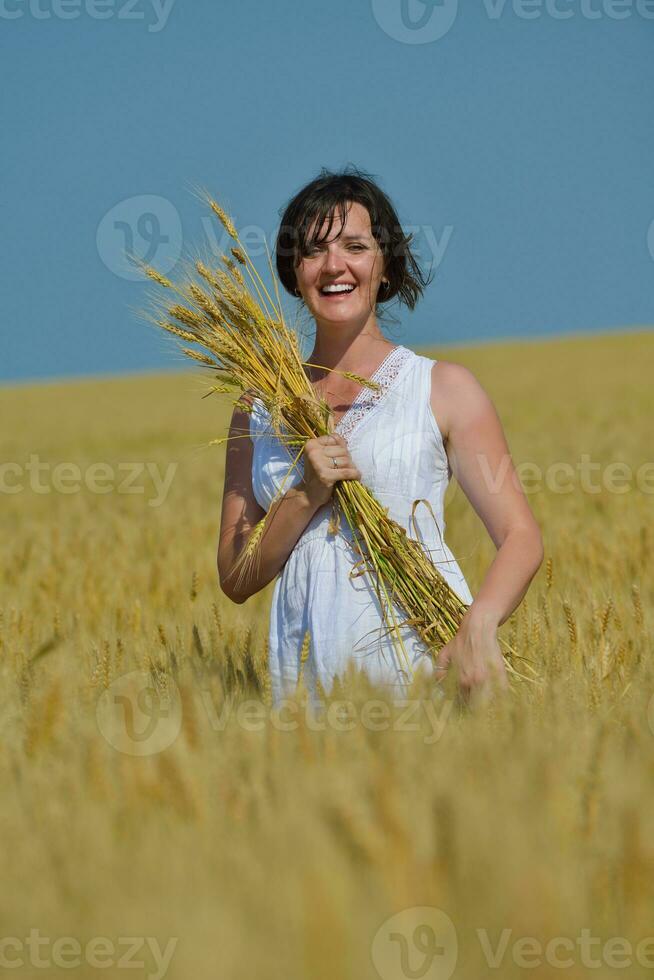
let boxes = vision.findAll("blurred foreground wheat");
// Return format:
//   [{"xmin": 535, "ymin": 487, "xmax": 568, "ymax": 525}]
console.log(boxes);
[{"xmin": 0, "ymin": 330, "xmax": 652, "ymax": 979}]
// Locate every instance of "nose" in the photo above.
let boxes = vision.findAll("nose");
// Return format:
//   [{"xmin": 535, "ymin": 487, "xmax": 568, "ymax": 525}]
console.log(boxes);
[{"xmin": 322, "ymin": 244, "xmax": 346, "ymax": 274}]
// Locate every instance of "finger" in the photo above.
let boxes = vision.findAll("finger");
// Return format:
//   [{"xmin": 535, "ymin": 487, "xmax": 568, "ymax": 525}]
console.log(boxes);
[
  {"xmin": 434, "ymin": 645, "xmax": 452, "ymax": 671},
  {"xmin": 333, "ymin": 467, "xmax": 360, "ymax": 482},
  {"xmin": 324, "ymin": 451, "xmax": 355, "ymax": 469},
  {"xmin": 491, "ymin": 664, "xmax": 510, "ymax": 692},
  {"xmin": 488, "ymin": 658, "xmax": 509, "ymax": 689}
]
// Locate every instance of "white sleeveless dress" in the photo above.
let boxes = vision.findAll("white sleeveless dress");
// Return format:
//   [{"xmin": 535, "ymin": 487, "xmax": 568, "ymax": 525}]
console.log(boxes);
[{"xmin": 249, "ymin": 345, "xmax": 474, "ymax": 706}]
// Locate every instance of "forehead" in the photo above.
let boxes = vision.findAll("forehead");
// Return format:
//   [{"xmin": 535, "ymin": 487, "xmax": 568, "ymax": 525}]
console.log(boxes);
[{"xmin": 308, "ymin": 201, "xmax": 372, "ymax": 240}]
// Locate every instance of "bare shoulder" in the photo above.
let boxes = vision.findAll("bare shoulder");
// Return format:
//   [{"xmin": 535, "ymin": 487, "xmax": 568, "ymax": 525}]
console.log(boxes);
[
  {"xmin": 228, "ymin": 388, "xmax": 258, "ymax": 433},
  {"xmin": 430, "ymin": 359, "xmax": 494, "ymax": 440}
]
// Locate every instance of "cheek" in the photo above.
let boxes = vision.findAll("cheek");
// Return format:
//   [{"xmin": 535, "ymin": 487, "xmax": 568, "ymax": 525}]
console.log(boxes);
[
  {"xmin": 361, "ymin": 253, "xmax": 383, "ymax": 275},
  {"xmin": 296, "ymin": 261, "xmax": 317, "ymax": 284},
  {"xmin": 352, "ymin": 258, "xmax": 378, "ymax": 279}
]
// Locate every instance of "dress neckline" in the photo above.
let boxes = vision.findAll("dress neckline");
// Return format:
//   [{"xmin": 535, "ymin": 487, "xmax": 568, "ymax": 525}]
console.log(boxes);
[
  {"xmin": 335, "ymin": 345, "xmax": 413, "ymax": 441},
  {"xmin": 307, "ymin": 345, "xmax": 400, "ymax": 427},
  {"xmin": 253, "ymin": 345, "xmax": 414, "ymax": 443}
]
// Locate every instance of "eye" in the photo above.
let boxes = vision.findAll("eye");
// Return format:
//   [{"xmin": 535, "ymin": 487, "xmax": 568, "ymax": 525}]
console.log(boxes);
[{"xmin": 348, "ymin": 244, "xmax": 365, "ymax": 251}]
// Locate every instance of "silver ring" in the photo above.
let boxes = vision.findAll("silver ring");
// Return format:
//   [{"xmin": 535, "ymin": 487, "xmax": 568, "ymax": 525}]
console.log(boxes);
[{"xmin": 332, "ymin": 456, "xmax": 339, "ymax": 469}]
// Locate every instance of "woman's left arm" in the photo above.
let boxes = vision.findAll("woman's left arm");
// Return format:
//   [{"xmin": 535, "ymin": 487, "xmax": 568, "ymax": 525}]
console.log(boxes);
[{"xmin": 432, "ymin": 362, "xmax": 544, "ymax": 696}]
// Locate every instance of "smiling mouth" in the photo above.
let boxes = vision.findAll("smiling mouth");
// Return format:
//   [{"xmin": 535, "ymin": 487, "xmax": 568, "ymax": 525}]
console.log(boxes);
[{"xmin": 319, "ymin": 284, "xmax": 357, "ymax": 297}]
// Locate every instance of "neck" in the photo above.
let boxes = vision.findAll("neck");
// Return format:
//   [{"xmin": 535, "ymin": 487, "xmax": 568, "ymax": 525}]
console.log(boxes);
[{"xmin": 309, "ymin": 314, "xmax": 390, "ymax": 374}]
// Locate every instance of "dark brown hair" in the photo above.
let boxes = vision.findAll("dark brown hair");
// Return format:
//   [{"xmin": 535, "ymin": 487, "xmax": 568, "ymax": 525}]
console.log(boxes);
[{"xmin": 275, "ymin": 165, "xmax": 433, "ymax": 310}]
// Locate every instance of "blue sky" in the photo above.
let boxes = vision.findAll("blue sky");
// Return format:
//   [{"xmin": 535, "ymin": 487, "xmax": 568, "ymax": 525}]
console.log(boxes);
[{"xmin": 2, "ymin": 0, "xmax": 653, "ymax": 383}]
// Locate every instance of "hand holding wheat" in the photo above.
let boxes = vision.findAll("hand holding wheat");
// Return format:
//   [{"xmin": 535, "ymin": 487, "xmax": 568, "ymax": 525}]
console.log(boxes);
[{"xmin": 302, "ymin": 434, "xmax": 362, "ymax": 509}]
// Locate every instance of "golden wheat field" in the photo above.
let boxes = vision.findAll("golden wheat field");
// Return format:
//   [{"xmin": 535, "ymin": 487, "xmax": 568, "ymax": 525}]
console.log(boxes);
[{"xmin": 1, "ymin": 328, "xmax": 652, "ymax": 979}]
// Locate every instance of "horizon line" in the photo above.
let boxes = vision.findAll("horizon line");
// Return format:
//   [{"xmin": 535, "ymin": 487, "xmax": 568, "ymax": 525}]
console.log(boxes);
[{"xmin": 1, "ymin": 322, "xmax": 651, "ymax": 391}]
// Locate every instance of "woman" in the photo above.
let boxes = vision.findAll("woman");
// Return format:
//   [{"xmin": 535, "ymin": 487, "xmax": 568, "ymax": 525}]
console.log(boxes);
[{"xmin": 218, "ymin": 167, "xmax": 544, "ymax": 707}]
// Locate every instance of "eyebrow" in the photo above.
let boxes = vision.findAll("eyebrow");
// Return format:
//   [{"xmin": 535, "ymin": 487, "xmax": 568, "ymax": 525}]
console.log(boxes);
[{"xmin": 312, "ymin": 232, "xmax": 371, "ymax": 243}]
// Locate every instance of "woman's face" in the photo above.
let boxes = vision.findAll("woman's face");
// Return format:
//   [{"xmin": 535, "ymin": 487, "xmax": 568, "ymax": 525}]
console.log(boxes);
[{"xmin": 294, "ymin": 201, "xmax": 386, "ymax": 323}]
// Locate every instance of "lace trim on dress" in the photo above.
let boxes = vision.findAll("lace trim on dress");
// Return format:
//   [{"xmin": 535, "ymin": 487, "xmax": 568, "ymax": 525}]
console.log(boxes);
[{"xmin": 335, "ymin": 345, "xmax": 413, "ymax": 441}]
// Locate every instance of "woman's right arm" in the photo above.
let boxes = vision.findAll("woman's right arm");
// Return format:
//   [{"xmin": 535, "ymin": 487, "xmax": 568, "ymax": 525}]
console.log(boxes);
[{"xmin": 217, "ymin": 395, "xmax": 360, "ymax": 604}]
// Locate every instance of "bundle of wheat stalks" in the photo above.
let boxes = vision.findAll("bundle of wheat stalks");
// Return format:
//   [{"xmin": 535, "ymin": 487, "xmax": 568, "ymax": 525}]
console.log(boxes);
[{"xmin": 138, "ymin": 190, "xmax": 538, "ymax": 689}]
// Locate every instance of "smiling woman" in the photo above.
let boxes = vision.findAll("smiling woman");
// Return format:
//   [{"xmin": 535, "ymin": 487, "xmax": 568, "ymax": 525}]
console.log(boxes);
[{"xmin": 217, "ymin": 165, "xmax": 544, "ymax": 706}]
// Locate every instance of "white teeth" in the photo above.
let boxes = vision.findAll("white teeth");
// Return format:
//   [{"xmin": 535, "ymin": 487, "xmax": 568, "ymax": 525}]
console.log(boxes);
[{"xmin": 321, "ymin": 284, "xmax": 355, "ymax": 293}]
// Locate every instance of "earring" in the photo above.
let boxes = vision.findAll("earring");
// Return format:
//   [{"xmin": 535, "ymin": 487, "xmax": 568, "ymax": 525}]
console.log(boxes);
[{"xmin": 293, "ymin": 287, "xmax": 301, "ymax": 297}]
